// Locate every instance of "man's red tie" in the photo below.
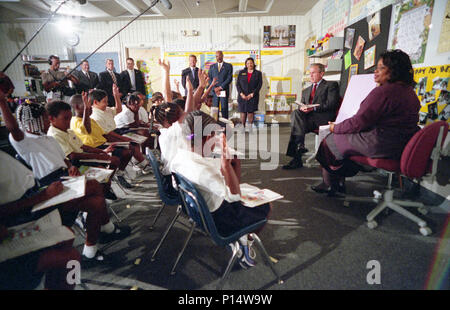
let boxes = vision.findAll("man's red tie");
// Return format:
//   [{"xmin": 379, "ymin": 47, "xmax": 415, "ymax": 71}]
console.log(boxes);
[{"xmin": 309, "ymin": 83, "xmax": 317, "ymax": 105}]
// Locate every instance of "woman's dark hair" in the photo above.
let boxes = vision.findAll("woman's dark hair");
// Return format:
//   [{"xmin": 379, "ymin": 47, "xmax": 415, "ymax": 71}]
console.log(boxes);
[
  {"xmin": 379, "ymin": 49, "xmax": 415, "ymax": 87},
  {"xmin": 45, "ymin": 100, "xmax": 71, "ymax": 117},
  {"xmin": 151, "ymin": 102, "xmax": 182, "ymax": 126},
  {"xmin": 89, "ymin": 89, "xmax": 108, "ymax": 103},
  {"xmin": 245, "ymin": 57, "xmax": 256, "ymax": 69}
]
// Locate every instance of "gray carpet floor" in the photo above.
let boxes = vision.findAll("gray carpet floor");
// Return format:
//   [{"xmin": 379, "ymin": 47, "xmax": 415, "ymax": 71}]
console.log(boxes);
[{"xmin": 74, "ymin": 124, "xmax": 450, "ymax": 290}]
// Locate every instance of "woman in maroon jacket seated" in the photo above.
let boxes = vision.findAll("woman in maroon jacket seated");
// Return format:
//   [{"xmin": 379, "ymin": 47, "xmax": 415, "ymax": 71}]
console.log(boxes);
[{"xmin": 312, "ymin": 49, "xmax": 421, "ymax": 196}]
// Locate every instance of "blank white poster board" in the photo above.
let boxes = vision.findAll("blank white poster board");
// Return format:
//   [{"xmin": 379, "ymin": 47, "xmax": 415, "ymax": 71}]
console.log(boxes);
[{"xmin": 335, "ymin": 74, "xmax": 377, "ymax": 124}]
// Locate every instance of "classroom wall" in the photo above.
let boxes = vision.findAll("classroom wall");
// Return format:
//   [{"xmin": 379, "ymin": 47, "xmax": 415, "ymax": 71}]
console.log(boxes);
[{"xmin": 0, "ymin": 15, "xmax": 305, "ymax": 111}]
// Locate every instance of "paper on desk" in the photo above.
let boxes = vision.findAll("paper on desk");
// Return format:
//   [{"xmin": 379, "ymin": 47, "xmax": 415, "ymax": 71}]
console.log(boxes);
[
  {"xmin": 240, "ymin": 183, "xmax": 283, "ymax": 208},
  {"xmin": 219, "ymin": 91, "xmax": 226, "ymax": 98},
  {"xmin": 0, "ymin": 210, "xmax": 74, "ymax": 263},
  {"xmin": 32, "ymin": 176, "xmax": 86, "ymax": 212}
]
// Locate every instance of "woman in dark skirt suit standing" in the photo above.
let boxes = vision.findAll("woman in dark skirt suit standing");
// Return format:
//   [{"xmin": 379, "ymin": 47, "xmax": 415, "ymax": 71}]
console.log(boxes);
[{"xmin": 236, "ymin": 57, "xmax": 262, "ymax": 130}]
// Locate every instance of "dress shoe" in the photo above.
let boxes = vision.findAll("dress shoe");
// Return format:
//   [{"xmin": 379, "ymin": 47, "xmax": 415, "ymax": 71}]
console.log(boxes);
[
  {"xmin": 282, "ymin": 158, "xmax": 303, "ymax": 170},
  {"xmin": 298, "ymin": 146, "xmax": 309, "ymax": 154},
  {"xmin": 311, "ymin": 182, "xmax": 346, "ymax": 196}
]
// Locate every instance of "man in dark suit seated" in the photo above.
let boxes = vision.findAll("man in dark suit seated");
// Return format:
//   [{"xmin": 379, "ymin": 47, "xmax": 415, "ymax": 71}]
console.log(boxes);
[
  {"xmin": 120, "ymin": 57, "xmax": 146, "ymax": 97},
  {"xmin": 98, "ymin": 58, "xmax": 124, "ymax": 107},
  {"xmin": 73, "ymin": 60, "xmax": 99, "ymax": 94},
  {"xmin": 282, "ymin": 63, "xmax": 340, "ymax": 170},
  {"xmin": 181, "ymin": 55, "xmax": 199, "ymax": 96},
  {"xmin": 208, "ymin": 51, "xmax": 233, "ymax": 119}
]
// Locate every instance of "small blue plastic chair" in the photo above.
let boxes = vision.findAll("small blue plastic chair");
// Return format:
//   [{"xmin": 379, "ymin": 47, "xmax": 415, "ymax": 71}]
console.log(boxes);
[
  {"xmin": 172, "ymin": 172, "xmax": 283, "ymax": 290},
  {"xmin": 146, "ymin": 150, "xmax": 188, "ymax": 263}
]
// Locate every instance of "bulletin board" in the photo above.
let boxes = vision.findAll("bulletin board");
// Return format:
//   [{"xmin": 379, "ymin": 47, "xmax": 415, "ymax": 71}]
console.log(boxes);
[
  {"xmin": 163, "ymin": 50, "xmax": 260, "ymax": 100},
  {"xmin": 414, "ymin": 64, "xmax": 450, "ymax": 125},
  {"xmin": 339, "ymin": 5, "xmax": 393, "ymax": 97},
  {"xmin": 74, "ymin": 52, "xmax": 120, "ymax": 75}
]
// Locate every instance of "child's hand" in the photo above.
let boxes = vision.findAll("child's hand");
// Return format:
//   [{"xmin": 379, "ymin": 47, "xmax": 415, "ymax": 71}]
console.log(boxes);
[
  {"xmin": 112, "ymin": 84, "xmax": 120, "ymax": 98},
  {"xmin": 82, "ymin": 91, "xmax": 91, "ymax": 109},
  {"xmin": 45, "ymin": 181, "xmax": 64, "ymax": 199},
  {"xmin": 68, "ymin": 166, "xmax": 80, "ymax": 176},
  {"xmin": 158, "ymin": 59, "xmax": 170, "ymax": 72}
]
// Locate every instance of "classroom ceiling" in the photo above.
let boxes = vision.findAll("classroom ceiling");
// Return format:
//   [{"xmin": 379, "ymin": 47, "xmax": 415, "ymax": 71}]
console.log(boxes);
[{"xmin": 0, "ymin": 0, "xmax": 317, "ymax": 22}]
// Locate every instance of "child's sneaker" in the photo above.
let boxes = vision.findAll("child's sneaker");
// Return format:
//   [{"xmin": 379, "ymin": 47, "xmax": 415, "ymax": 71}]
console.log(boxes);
[{"xmin": 239, "ymin": 244, "xmax": 256, "ymax": 268}]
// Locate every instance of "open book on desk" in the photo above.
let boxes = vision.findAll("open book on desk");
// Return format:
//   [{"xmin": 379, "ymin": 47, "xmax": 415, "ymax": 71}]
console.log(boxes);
[
  {"xmin": 123, "ymin": 132, "xmax": 148, "ymax": 144},
  {"xmin": 32, "ymin": 176, "xmax": 86, "ymax": 212},
  {"xmin": 79, "ymin": 159, "xmax": 112, "ymax": 164},
  {"xmin": 78, "ymin": 166, "xmax": 114, "ymax": 183},
  {"xmin": 240, "ymin": 183, "xmax": 283, "ymax": 208},
  {"xmin": 0, "ymin": 209, "xmax": 75, "ymax": 263}
]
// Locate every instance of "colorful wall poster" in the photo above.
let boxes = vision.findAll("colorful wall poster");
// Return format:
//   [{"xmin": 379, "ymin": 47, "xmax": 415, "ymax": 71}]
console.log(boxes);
[
  {"xmin": 437, "ymin": 0, "xmax": 450, "ymax": 54},
  {"xmin": 348, "ymin": 64, "xmax": 359, "ymax": 81},
  {"xmin": 263, "ymin": 25, "xmax": 296, "ymax": 48},
  {"xmin": 389, "ymin": 0, "xmax": 435, "ymax": 64},
  {"xmin": 414, "ymin": 65, "xmax": 450, "ymax": 124},
  {"xmin": 353, "ymin": 36, "xmax": 366, "ymax": 60},
  {"xmin": 349, "ymin": 0, "xmax": 395, "ymax": 24},
  {"xmin": 364, "ymin": 45, "xmax": 376, "ymax": 69},
  {"xmin": 264, "ymin": 94, "xmax": 297, "ymax": 115},
  {"xmin": 368, "ymin": 11, "xmax": 381, "ymax": 40},
  {"xmin": 345, "ymin": 28, "xmax": 356, "ymax": 49},
  {"xmin": 322, "ymin": 0, "xmax": 351, "ymax": 36}
]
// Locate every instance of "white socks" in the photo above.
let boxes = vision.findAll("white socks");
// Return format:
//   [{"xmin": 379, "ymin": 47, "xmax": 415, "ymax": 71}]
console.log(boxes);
[
  {"xmin": 239, "ymin": 235, "xmax": 248, "ymax": 246},
  {"xmin": 82, "ymin": 244, "xmax": 98, "ymax": 258},
  {"xmin": 101, "ymin": 221, "xmax": 115, "ymax": 234}
]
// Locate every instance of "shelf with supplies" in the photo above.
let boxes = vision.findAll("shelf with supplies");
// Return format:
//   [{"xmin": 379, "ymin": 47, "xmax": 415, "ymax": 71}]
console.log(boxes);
[{"xmin": 307, "ymin": 37, "xmax": 344, "ymax": 58}]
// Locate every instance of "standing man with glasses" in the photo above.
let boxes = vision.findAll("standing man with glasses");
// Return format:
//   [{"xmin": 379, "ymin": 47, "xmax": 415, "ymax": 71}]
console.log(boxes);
[
  {"xmin": 99, "ymin": 58, "xmax": 123, "ymax": 107},
  {"xmin": 282, "ymin": 63, "xmax": 340, "ymax": 170}
]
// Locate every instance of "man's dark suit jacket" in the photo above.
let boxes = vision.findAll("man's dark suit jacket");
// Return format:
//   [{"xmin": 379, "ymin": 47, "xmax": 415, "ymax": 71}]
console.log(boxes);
[
  {"xmin": 120, "ymin": 69, "xmax": 146, "ymax": 97},
  {"xmin": 98, "ymin": 70, "xmax": 124, "ymax": 107},
  {"xmin": 207, "ymin": 62, "xmax": 233, "ymax": 97},
  {"xmin": 181, "ymin": 67, "xmax": 199, "ymax": 95},
  {"xmin": 300, "ymin": 79, "xmax": 340, "ymax": 120},
  {"xmin": 73, "ymin": 70, "xmax": 99, "ymax": 94}
]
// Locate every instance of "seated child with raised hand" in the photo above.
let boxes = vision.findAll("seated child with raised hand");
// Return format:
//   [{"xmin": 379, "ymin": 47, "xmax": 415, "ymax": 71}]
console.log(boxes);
[
  {"xmin": 114, "ymin": 92, "xmax": 155, "ymax": 150},
  {"xmin": 170, "ymin": 110, "xmax": 271, "ymax": 269},
  {"xmin": 45, "ymin": 100, "xmax": 134, "ymax": 190},
  {"xmin": 89, "ymin": 88, "xmax": 152, "ymax": 173},
  {"xmin": 69, "ymin": 92, "xmax": 151, "ymax": 175},
  {"xmin": 0, "ymin": 88, "xmax": 131, "ymax": 266}
]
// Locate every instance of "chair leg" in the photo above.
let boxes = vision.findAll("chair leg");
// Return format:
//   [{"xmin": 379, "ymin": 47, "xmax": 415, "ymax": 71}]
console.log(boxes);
[
  {"xmin": 387, "ymin": 201, "xmax": 427, "ymax": 228},
  {"xmin": 170, "ymin": 220, "xmax": 196, "ymax": 275},
  {"xmin": 149, "ymin": 203, "xmax": 166, "ymax": 230},
  {"xmin": 108, "ymin": 203, "xmax": 122, "ymax": 222},
  {"xmin": 366, "ymin": 201, "xmax": 389, "ymax": 222},
  {"xmin": 150, "ymin": 206, "xmax": 182, "ymax": 261},
  {"xmin": 217, "ymin": 241, "xmax": 241, "ymax": 290},
  {"xmin": 249, "ymin": 233, "xmax": 283, "ymax": 285}
]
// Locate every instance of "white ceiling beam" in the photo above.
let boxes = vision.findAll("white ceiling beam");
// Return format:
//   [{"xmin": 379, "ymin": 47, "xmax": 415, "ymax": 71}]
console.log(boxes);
[
  {"xmin": 264, "ymin": 0, "xmax": 274, "ymax": 12},
  {"xmin": 115, "ymin": 0, "xmax": 141, "ymax": 15},
  {"xmin": 238, "ymin": 0, "xmax": 248, "ymax": 12},
  {"xmin": 142, "ymin": 0, "xmax": 165, "ymax": 16},
  {"xmin": 0, "ymin": 3, "xmax": 40, "ymax": 18}
]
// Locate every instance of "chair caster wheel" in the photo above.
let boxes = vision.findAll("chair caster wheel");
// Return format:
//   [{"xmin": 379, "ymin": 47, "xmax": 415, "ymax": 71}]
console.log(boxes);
[
  {"xmin": 418, "ymin": 207, "xmax": 428, "ymax": 215},
  {"xmin": 343, "ymin": 201, "xmax": 350, "ymax": 207},
  {"xmin": 367, "ymin": 220, "xmax": 378, "ymax": 229},
  {"xmin": 419, "ymin": 227, "xmax": 432, "ymax": 236}
]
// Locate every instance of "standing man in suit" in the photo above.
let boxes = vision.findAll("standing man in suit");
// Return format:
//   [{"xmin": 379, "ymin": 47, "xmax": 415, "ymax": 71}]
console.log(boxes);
[
  {"xmin": 120, "ymin": 57, "xmax": 146, "ymax": 97},
  {"xmin": 282, "ymin": 63, "xmax": 340, "ymax": 170},
  {"xmin": 181, "ymin": 55, "xmax": 199, "ymax": 96},
  {"xmin": 73, "ymin": 60, "xmax": 99, "ymax": 94},
  {"xmin": 98, "ymin": 58, "xmax": 123, "ymax": 107},
  {"xmin": 208, "ymin": 51, "xmax": 233, "ymax": 119}
]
